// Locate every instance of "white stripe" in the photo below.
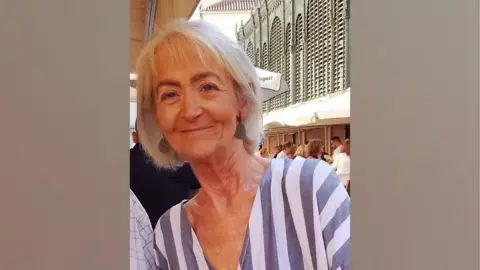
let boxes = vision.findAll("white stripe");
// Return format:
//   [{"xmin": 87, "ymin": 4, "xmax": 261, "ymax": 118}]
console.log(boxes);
[
  {"xmin": 270, "ymin": 159, "xmax": 291, "ymax": 270},
  {"xmin": 312, "ymin": 163, "xmax": 330, "ymax": 270},
  {"xmin": 170, "ymin": 204, "xmax": 188, "ymax": 270},
  {"xmin": 326, "ymin": 216, "xmax": 350, "ymax": 267},
  {"xmin": 312, "ymin": 161, "xmax": 332, "ymax": 191},
  {"xmin": 320, "ymin": 185, "xmax": 348, "ymax": 230},
  {"xmin": 191, "ymin": 231, "xmax": 209, "ymax": 269},
  {"xmin": 284, "ymin": 158, "xmax": 315, "ymax": 270},
  {"xmin": 154, "ymin": 224, "xmax": 170, "ymax": 269},
  {"xmin": 249, "ymin": 185, "xmax": 266, "ymax": 270}
]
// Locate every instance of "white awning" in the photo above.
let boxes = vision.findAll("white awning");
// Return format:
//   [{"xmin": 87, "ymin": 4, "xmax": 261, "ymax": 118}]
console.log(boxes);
[
  {"xmin": 262, "ymin": 89, "xmax": 350, "ymax": 127},
  {"xmin": 314, "ymin": 90, "xmax": 350, "ymax": 120}
]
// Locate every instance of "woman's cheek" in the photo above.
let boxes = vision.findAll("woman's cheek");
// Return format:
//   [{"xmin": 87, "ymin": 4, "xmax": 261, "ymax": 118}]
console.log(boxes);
[{"xmin": 155, "ymin": 106, "xmax": 176, "ymax": 133}]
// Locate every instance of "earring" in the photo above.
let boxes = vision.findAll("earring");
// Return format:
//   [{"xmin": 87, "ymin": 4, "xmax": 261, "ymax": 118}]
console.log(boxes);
[
  {"xmin": 158, "ymin": 137, "xmax": 170, "ymax": 153},
  {"xmin": 234, "ymin": 118, "xmax": 247, "ymax": 140}
]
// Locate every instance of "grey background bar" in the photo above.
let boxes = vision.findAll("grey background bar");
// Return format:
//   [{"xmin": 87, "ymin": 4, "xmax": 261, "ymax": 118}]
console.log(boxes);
[
  {"xmin": 351, "ymin": 0, "xmax": 479, "ymax": 269},
  {"xmin": 0, "ymin": 0, "xmax": 129, "ymax": 269},
  {"xmin": 0, "ymin": 0, "xmax": 478, "ymax": 269}
]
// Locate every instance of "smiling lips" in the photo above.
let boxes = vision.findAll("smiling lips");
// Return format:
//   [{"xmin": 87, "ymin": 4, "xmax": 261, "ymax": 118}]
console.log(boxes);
[{"xmin": 179, "ymin": 126, "xmax": 213, "ymax": 133}]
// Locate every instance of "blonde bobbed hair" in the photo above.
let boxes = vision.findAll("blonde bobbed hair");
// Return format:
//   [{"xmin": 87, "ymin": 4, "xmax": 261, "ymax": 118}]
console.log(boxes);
[{"xmin": 135, "ymin": 19, "xmax": 264, "ymax": 169}]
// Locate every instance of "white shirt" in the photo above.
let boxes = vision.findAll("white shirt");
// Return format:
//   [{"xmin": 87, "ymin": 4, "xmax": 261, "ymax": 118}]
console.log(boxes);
[
  {"xmin": 276, "ymin": 150, "xmax": 287, "ymax": 159},
  {"xmin": 333, "ymin": 146, "xmax": 342, "ymax": 158},
  {"xmin": 130, "ymin": 190, "xmax": 156, "ymax": 270},
  {"xmin": 331, "ymin": 152, "xmax": 351, "ymax": 186}
]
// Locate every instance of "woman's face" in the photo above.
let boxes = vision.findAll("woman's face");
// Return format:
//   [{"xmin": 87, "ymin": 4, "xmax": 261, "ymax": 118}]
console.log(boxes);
[{"xmin": 152, "ymin": 41, "xmax": 241, "ymax": 161}]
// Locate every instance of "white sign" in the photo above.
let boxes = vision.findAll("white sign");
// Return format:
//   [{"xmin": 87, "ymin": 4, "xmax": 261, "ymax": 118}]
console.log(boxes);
[
  {"xmin": 255, "ymin": 68, "xmax": 282, "ymax": 91},
  {"xmin": 255, "ymin": 68, "xmax": 289, "ymax": 101}
]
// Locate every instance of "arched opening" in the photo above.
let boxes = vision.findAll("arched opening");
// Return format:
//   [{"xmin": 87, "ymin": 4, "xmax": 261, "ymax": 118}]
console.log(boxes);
[
  {"xmin": 269, "ymin": 17, "xmax": 286, "ymax": 111},
  {"xmin": 306, "ymin": 0, "xmax": 332, "ymax": 100},
  {"xmin": 247, "ymin": 41, "xmax": 255, "ymax": 64},
  {"xmin": 294, "ymin": 14, "xmax": 304, "ymax": 103}
]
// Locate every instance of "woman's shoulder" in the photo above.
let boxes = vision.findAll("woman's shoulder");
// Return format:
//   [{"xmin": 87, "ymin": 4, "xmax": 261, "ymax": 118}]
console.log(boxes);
[
  {"xmin": 269, "ymin": 158, "xmax": 346, "ymax": 202},
  {"xmin": 271, "ymin": 157, "xmax": 333, "ymax": 180},
  {"xmin": 153, "ymin": 201, "xmax": 184, "ymax": 234}
]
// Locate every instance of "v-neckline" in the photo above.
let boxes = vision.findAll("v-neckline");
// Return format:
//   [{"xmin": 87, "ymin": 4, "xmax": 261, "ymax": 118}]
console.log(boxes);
[{"xmin": 179, "ymin": 161, "xmax": 272, "ymax": 269}]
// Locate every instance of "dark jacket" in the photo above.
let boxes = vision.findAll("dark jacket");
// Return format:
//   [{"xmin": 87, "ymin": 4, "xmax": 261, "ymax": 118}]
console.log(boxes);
[{"xmin": 130, "ymin": 144, "xmax": 200, "ymax": 227}]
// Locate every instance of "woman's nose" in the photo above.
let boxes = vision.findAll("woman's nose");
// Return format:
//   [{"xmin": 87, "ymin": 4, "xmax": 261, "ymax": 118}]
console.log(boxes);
[{"xmin": 179, "ymin": 90, "xmax": 202, "ymax": 121}]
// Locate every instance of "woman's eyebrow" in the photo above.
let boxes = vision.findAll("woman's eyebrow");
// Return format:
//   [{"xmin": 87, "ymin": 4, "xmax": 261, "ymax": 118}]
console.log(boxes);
[
  {"xmin": 154, "ymin": 71, "xmax": 221, "ymax": 90},
  {"xmin": 190, "ymin": 71, "xmax": 220, "ymax": 84},
  {"xmin": 155, "ymin": 79, "xmax": 181, "ymax": 90}
]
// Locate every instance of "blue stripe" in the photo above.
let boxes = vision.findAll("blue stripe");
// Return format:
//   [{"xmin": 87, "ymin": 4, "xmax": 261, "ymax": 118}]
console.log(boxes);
[
  {"xmin": 159, "ymin": 211, "xmax": 180, "ymax": 270},
  {"xmin": 316, "ymin": 171, "xmax": 342, "ymax": 215},
  {"xmin": 299, "ymin": 159, "xmax": 320, "ymax": 268},
  {"xmin": 282, "ymin": 159, "xmax": 304, "ymax": 269},
  {"xmin": 259, "ymin": 165, "xmax": 279, "ymax": 270},
  {"xmin": 180, "ymin": 208, "xmax": 199, "ymax": 270},
  {"xmin": 322, "ymin": 197, "xmax": 350, "ymax": 247},
  {"xmin": 153, "ymin": 234, "xmax": 168, "ymax": 269},
  {"xmin": 331, "ymin": 239, "xmax": 351, "ymax": 270}
]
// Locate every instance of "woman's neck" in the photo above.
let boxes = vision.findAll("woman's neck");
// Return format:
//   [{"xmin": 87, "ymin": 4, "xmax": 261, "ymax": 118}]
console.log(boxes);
[{"xmin": 188, "ymin": 140, "xmax": 269, "ymax": 209}]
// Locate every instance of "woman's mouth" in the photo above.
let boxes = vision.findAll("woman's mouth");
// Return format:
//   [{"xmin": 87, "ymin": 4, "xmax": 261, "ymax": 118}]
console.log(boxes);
[{"xmin": 179, "ymin": 126, "xmax": 213, "ymax": 133}]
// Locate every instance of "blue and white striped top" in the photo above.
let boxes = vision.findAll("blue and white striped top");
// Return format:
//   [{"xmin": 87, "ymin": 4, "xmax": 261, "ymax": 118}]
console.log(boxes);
[{"xmin": 154, "ymin": 158, "xmax": 350, "ymax": 270}]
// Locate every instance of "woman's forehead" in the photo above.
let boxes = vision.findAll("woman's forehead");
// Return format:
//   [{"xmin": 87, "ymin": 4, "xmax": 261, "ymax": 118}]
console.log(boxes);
[{"xmin": 153, "ymin": 37, "xmax": 223, "ymax": 77}]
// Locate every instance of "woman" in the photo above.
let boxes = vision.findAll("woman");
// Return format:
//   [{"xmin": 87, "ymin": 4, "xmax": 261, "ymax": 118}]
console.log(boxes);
[
  {"xmin": 293, "ymin": 144, "xmax": 307, "ymax": 159},
  {"xmin": 287, "ymin": 144, "xmax": 296, "ymax": 159},
  {"xmin": 135, "ymin": 19, "xmax": 350, "ymax": 270},
  {"xmin": 331, "ymin": 139, "xmax": 351, "ymax": 188},
  {"xmin": 305, "ymin": 139, "xmax": 330, "ymax": 162},
  {"xmin": 272, "ymin": 145, "xmax": 283, "ymax": 158},
  {"xmin": 258, "ymin": 147, "xmax": 269, "ymax": 158}
]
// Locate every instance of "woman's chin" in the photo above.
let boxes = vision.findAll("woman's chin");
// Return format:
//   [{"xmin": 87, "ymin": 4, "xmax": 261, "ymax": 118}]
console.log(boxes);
[{"xmin": 177, "ymin": 145, "xmax": 217, "ymax": 162}]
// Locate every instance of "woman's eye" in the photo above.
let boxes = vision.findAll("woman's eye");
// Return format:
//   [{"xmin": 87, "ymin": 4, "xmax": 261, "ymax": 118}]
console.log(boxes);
[
  {"xmin": 160, "ymin": 91, "xmax": 178, "ymax": 100},
  {"xmin": 201, "ymin": 83, "xmax": 217, "ymax": 92}
]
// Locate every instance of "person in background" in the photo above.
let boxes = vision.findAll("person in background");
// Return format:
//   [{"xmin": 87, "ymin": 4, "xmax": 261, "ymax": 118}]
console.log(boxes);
[
  {"xmin": 331, "ymin": 139, "xmax": 351, "ymax": 188},
  {"xmin": 331, "ymin": 136, "xmax": 343, "ymax": 158},
  {"xmin": 130, "ymin": 120, "xmax": 201, "ymax": 228},
  {"xmin": 319, "ymin": 142, "xmax": 331, "ymax": 162},
  {"xmin": 259, "ymin": 147, "xmax": 269, "ymax": 158},
  {"xmin": 287, "ymin": 144, "xmax": 296, "ymax": 159},
  {"xmin": 305, "ymin": 139, "xmax": 331, "ymax": 162},
  {"xmin": 293, "ymin": 144, "xmax": 307, "ymax": 159},
  {"xmin": 130, "ymin": 190, "xmax": 156, "ymax": 270},
  {"xmin": 273, "ymin": 145, "xmax": 283, "ymax": 158},
  {"xmin": 254, "ymin": 144, "xmax": 262, "ymax": 156},
  {"xmin": 306, "ymin": 139, "xmax": 321, "ymax": 159},
  {"xmin": 135, "ymin": 19, "xmax": 350, "ymax": 270},
  {"xmin": 276, "ymin": 141, "xmax": 294, "ymax": 159}
]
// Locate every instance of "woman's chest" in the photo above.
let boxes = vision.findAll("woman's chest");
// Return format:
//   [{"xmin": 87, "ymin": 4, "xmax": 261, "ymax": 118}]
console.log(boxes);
[{"xmin": 193, "ymin": 215, "xmax": 250, "ymax": 269}]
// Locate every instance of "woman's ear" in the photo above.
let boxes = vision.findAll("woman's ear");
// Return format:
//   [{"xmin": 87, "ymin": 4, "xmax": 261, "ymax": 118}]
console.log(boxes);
[
  {"xmin": 248, "ymin": 81, "xmax": 255, "ymax": 90},
  {"xmin": 238, "ymin": 107, "xmax": 247, "ymax": 121},
  {"xmin": 236, "ymin": 80, "xmax": 255, "ymax": 120}
]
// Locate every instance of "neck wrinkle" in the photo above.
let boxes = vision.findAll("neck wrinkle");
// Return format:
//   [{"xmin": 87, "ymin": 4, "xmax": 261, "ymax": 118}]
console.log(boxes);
[{"xmin": 188, "ymin": 140, "xmax": 267, "ymax": 209}]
